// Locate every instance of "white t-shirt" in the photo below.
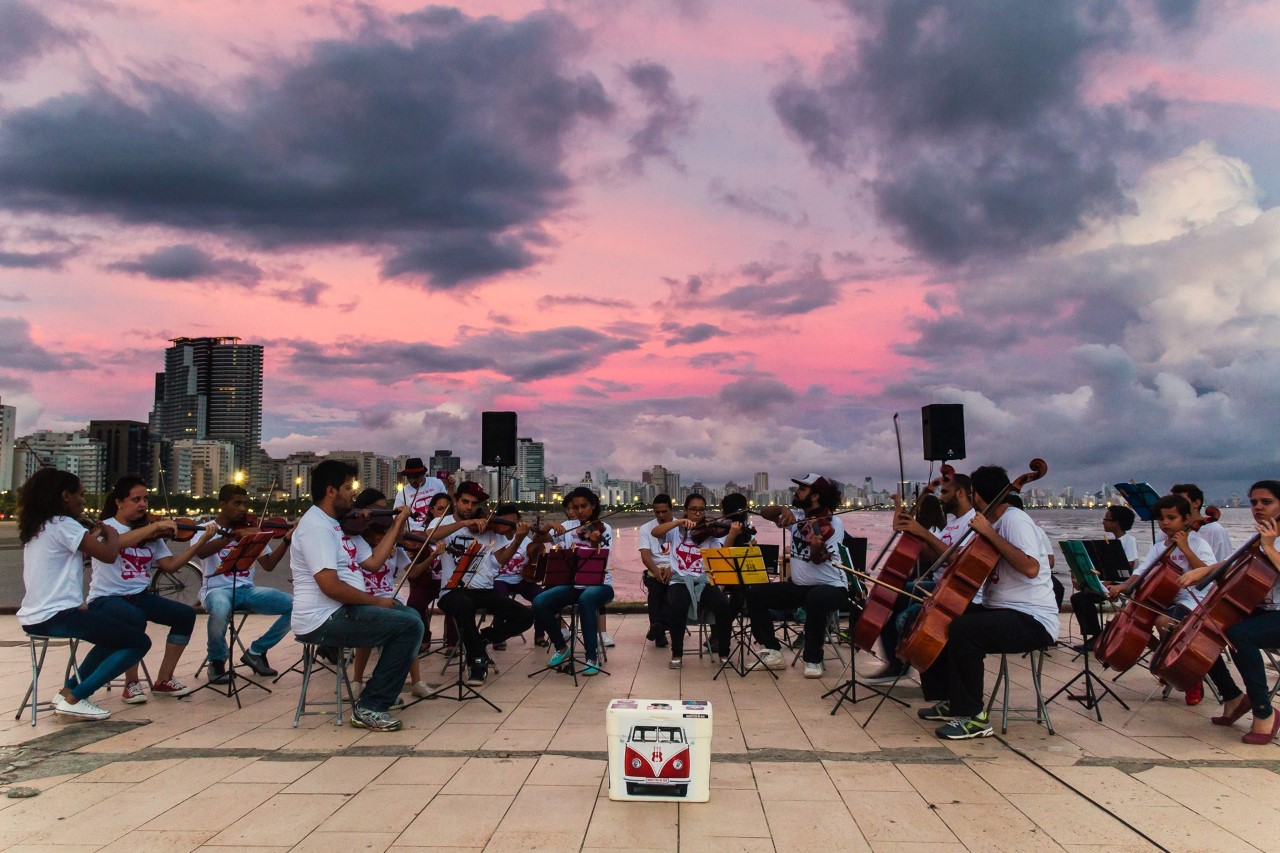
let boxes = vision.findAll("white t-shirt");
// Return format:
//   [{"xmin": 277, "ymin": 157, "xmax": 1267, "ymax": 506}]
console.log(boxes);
[
  {"xmin": 438, "ymin": 526, "xmax": 500, "ymax": 597},
  {"xmin": 290, "ymin": 505, "xmax": 365, "ymax": 635},
  {"xmin": 666, "ymin": 528, "xmax": 723, "ymax": 580},
  {"xmin": 788, "ymin": 514, "xmax": 847, "ymax": 587},
  {"xmin": 495, "ymin": 539, "xmax": 531, "ymax": 585},
  {"xmin": 1117, "ymin": 532, "xmax": 1139, "ymax": 565},
  {"xmin": 394, "ymin": 478, "xmax": 448, "ymax": 532},
  {"xmin": 638, "ymin": 519, "xmax": 671, "ymax": 571},
  {"xmin": 1132, "ymin": 532, "xmax": 1216, "ymax": 611},
  {"xmin": 88, "ymin": 517, "xmax": 173, "ymax": 601},
  {"xmin": 352, "ymin": 536, "xmax": 407, "ymax": 598},
  {"xmin": 1196, "ymin": 520, "xmax": 1233, "ymax": 562},
  {"xmin": 200, "ymin": 537, "xmax": 274, "ymax": 601},
  {"xmin": 18, "ymin": 516, "xmax": 90, "ymax": 625},
  {"xmin": 980, "ymin": 507, "xmax": 1060, "ymax": 640},
  {"xmin": 553, "ymin": 519, "xmax": 614, "ymax": 587},
  {"xmin": 934, "ymin": 508, "xmax": 977, "ymax": 580}
]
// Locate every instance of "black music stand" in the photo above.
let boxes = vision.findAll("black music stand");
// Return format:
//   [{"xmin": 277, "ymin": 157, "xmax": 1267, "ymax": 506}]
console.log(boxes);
[
  {"xmin": 703, "ymin": 546, "xmax": 776, "ymax": 680},
  {"xmin": 1049, "ymin": 541, "xmax": 1129, "ymax": 719},
  {"xmin": 194, "ymin": 532, "xmax": 276, "ymax": 707},
  {"xmin": 427, "ymin": 543, "xmax": 501, "ymax": 711},
  {"xmin": 1114, "ymin": 482, "xmax": 1161, "ymax": 544},
  {"xmin": 526, "ymin": 548, "xmax": 610, "ymax": 686}
]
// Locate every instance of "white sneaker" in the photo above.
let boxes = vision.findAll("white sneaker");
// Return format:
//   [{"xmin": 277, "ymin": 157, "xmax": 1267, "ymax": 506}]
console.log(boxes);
[
  {"xmin": 54, "ymin": 695, "xmax": 110, "ymax": 720},
  {"xmin": 411, "ymin": 681, "xmax": 433, "ymax": 698},
  {"xmin": 804, "ymin": 661, "xmax": 824, "ymax": 679},
  {"xmin": 122, "ymin": 681, "xmax": 148, "ymax": 704},
  {"xmin": 600, "ymin": 632, "xmax": 615, "ymax": 648},
  {"xmin": 757, "ymin": 649, "xmax": 786, "ymax": 670},
  {"xmin": 669, "ymin": 657, "xmax": 683, "ymax": 669}
]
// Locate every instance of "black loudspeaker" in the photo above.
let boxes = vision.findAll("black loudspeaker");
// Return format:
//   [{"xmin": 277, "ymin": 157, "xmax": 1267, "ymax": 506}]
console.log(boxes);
[
  {"xmin": 922, "ymin": 404, "xmax": 965, "ymax": 461},
  {"xmin": 481, "ymin": 411, "xmax": 518, "ymax": 467}
]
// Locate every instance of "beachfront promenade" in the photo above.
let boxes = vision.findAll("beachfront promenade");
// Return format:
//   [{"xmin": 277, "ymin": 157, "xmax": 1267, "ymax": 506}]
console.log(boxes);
[{"xmin": 3, "ymin": 612, "xmax": 1280, "ymax": 852}]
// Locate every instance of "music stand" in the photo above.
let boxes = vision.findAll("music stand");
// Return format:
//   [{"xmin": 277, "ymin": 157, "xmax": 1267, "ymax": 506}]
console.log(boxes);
[
  {"xmin": 194, "ymin": 532, "xmax": 276, "ymax": 707},
  {"xmin": 1049, "ymin": 541, "xmax": 1129, "ymax": 719},
  {"xmin": 526, "ymin": 548, "xmax": 610, "ymax": 685},
  {"xmin": 428, "ymin": 542, "xmax": 502, "ymax": 711},
  {"xmin": 1114, "ymin": 482, "xmax": 1161, "ymax": 544},
  {"xmin": 703, "ymin": 546, "xmax": 775, "ymax": 680},
  {"xmin": 1083, "ymin": 539, "xmax": 1132, "ymax": 582}
]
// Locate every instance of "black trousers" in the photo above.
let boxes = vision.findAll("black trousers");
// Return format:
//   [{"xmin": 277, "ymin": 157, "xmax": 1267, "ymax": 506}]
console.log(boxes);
[
  {"xmin": 919, "ymin": 604, "xmax": 1054, "ymax": 717},
  {"xmin": 667, "ymin": 582, "xmax": 732, "ymax": 657},
  {"xmin": 746, "ymin": 580, "xmax": 850, "ymax": 664},
  {"xmin": 643, "ymin": 573, "xmax": 670, "ymax": 636},
  {"xmin": 438, "ymin": 588, "xmax": 534, "ymax": 664},
  {"xmin": 1070, "ymin": 590, "xmax": 1105, "ymax": 638}
]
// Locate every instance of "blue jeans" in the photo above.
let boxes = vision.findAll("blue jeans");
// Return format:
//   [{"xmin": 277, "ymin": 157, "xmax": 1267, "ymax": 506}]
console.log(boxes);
[
  {"xmin": 204, "ymin": 585, "xmax": 293, "ymax": 661},
  {"xmin": 89, "ymin": 592, "xmax": 196, "ymax": 646},
  {"xmin": 23, "ymin": 607, "xmax": 152, "ymax": 702},
  {"xmin": 533, "ymin": 585, "xmax": 614, "ymax": 661},
  {"xmin": 297, "ymin": 603, "xmax": 424, "ymax": 713}
]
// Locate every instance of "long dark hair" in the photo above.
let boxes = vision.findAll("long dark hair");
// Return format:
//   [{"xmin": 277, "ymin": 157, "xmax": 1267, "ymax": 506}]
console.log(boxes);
[
  {"xmin": 101, "ymin": 475, "xmax": 148, "ymax": 522},
  {"xmin": 18, "ymin": 468, "xmax": 81, "ymax": 545},
  {"xmin": 914, "ymin": 493, "xmax": 947, "ymax": 532}
]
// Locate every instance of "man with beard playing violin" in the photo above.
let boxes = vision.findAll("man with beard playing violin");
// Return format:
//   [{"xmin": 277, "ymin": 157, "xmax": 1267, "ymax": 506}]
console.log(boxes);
[
  {"xmin": 750, "ymin": 474, "xmax": 850, "ymax": 678},
  {"xmin": 918, "ymin": 465, "xmax": 1058, "ymax": 740}
]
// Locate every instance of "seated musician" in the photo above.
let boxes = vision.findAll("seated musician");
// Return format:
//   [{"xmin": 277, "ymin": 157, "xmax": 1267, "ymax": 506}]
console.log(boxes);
[
  {"xmin": 867, "ymin": 474, "xmax": 974, "ymax": 684},
  {"xmin": 532, "ymin": 487, "xmax": 615, "ymax": 675},
  {"xmin": 748, "ymin": 474, "xmax": 850, "ymax": 678},
  {"xmin": 1171, "ymin": 482, "xmax": 1232, "ymax": 561},
  {"xmin": 195, "ymin": 484, "xmax": 294, "ymax": 684},
  {"xmin": 1176, "ymin": 480, "xmax": 1280, "ymax": 745},
  {"xmin": 1105, "ymin": 494, "xmax": 1216, "ymax": 705},
  {"xmin": 638, "ymin": 495, "xmax": 674, "ymax": 650},
  {"xmin": 345, "ymin": 488, "xmax": 432, "ymax": 700},
  {"xmin": 17, "ymin": 468, "xmax": 150, "ymax": 720},
  {"xmin": 491, "ymin": 506, "xmax": 548, "ymax": 649},
  {"xmin": 918, "ymin": 465, "xmax": 1058, "ymax": 740},
  {"xmin": 649, "ymin": 493, "xmax": 734, "ymax": 669},
  {"xmin": 88, "ymin": 475, "xmax": 218, "ymax": 702},
  {"xmin": 437, "ymin": 488, "xmax": 535, "ymax": 686},
  {"xmin": 289, "ymin": 460, "xmax": 424, "ymax": 732},
  {"xmin": 1068, "ymin": 504, "xmax": 1137, "ymax": 654}
]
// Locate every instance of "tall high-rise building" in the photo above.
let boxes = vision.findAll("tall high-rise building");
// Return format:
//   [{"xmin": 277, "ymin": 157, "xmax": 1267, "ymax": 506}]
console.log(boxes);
[
  {"xmin": 0, "ymin": 400, "xmax": 15, "ymax": 494},
  {"xmin": 515, "ymin": 437, "xmax": 545, "ymax": 501},
  {"xmin": 429, "ymin": 449, "xmax": 461, "ymax": 475},
  {"xmin": 89, "ymin": 420, "xmax": 151, "ymax": 487},
  {"xmin": 151, "ymin": 337, "xmax": 263, "ymax": 491},
  {"xmin": 753, "ymin": 471, "xmax": 769, "ymax": 494}
]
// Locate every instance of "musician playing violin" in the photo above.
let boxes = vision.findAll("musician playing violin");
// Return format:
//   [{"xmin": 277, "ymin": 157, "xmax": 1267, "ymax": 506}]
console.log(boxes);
[
  {"xmin": 747, "ymin": 474, "xmax": 850, "ymax": 678},
  {"xmin": 393, "ymin": 457, "xmax": 451, "ymax": 532},
  {"xmin": 1105, "ymin": 494, "xmax": 1219, "ymax": 705},
  {"xmin": 919, "ymin": 465, "xmax": 1058, "ymax": 740},
  {"xmin": 437, "ymin": 485, "xmax": 535, "ymax": 687},
  {"xmin": 1175, "ymin": 480, "xmax": 1280, "ymax": 745},
  {"xmin": 1171, "ymin": 483, "xmax": 1233, "ymax": 561},
  {"xmin": 490, "ymin": 505, "xmax": 548, "ymax": 648},
  {"xmin": 87, "ymin": 475, "xmax": 219, "ymax": 703},
  {"xmin": 649, "ymin": 493, "xmax": 734, "ymax": 669},
  {"xmin": 194, "ymin": 483, "xmax": 294, "ymax": 684}
]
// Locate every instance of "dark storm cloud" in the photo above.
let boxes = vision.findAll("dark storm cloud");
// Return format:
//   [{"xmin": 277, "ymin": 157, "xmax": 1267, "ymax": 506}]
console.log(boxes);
[
  {"xmin": 0, "ymin": 249, "xmax": 71, "ymax": 269},
  {"xmin": 0, "ymin": 317, "xmax": 89, "ymax": 371},
  {"xmin": 770, "ymin": 0, "xmax": 1187, "ymax": 263},
  {"xmin": 107, "ymin": 244, "xmax": 263, "ymax": 286},
  {"xmin": 273, "ymin": 279, "xmax": 329, "ymax": 305},
  {"xmin": 473, "ymin": 326, "xmax": 643, "ymax": 381},
  {"xmin": 661, "ymin": 322, "xmax": 725, "ymax": 345},
  {"xmin": 0, "ymin": 9, "xmax": 614, "ymax": 288},
  {"xmin": 0, "ymin": 1, "xmax": 80, "ymax": 80},
  {"xmin": 715, "ymin": 257, "xmax": 841, "ymax": 316},
  {"xmin": 718, "ymin": 376, "xmax": 797, "ymax": 412},
  {"xmin": 620, "ymin": 60, "xmax": 697, "ymax": 174}
]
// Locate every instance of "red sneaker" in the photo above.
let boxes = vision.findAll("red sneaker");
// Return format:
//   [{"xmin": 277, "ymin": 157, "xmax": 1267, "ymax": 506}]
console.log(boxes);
[
  {"xmin": 1185, "ymin": 683, "xmax": 1204, "ymax": 706},
  {"xmin": 152, "ymin": 678, "xmax": 196, "ymax": 698}
]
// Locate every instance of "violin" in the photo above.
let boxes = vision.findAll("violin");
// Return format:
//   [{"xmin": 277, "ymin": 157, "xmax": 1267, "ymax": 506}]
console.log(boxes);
[
  {"xmin": 340, "ymin": 507, "xmax": 418, "ymax": 535},
  {"xmin": 135, "ymin": 514, "xmax": 216, "ymax": 543},
  {"xmin": 1093, "ymin": 538, "xmax": 1185, "ymax": 672},
  {"xmin": 898, "ymin": 458, "xmax": 1048, "ymax": 671},
  {"xmin": 228, "ymin": 514, "xmax": 292, "ymax": 539}
]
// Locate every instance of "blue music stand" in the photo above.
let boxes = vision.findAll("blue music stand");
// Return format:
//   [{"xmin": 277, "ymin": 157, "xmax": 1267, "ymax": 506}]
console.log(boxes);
[{"xmin": 1113, "ymin": 482, "xmax": 1161, "ymax": 544}]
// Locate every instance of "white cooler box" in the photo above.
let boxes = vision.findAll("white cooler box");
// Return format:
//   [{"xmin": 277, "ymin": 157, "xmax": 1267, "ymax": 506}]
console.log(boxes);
[{"xmin": 606, "ymin": 698, "xmax": 713, "ymax": 802}]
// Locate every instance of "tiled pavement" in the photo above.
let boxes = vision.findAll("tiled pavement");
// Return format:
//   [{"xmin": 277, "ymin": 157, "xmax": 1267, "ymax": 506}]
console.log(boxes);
[{"xmin": 2, "ymin": 613, "xmax": 1279, "ymax": 852}]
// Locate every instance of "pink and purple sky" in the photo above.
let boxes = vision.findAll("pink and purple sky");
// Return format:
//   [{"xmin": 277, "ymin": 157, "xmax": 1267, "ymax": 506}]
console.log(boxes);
[{"xmin": 1, "ymin": 0, "xmax": 1278, "ymax": 496}]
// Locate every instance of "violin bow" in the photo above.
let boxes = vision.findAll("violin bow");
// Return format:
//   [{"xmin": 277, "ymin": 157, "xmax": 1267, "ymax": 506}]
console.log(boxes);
[{"xmin": 833, "ymin": 560, "xmax": 927, "ymax": 603}]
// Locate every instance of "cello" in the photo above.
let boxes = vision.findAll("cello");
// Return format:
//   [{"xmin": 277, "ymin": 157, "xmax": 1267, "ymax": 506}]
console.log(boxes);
[
  {"xmin": 897, "ymin": 459, "xmax": 1048, "ymax": 672},
  {"xmin": 1152, "ymin": 532, "xmax": 1280, "ymax": 692},
  {"xmin": 1091, "ymin": 540, "xmax": 1183, "ymax": 672}
]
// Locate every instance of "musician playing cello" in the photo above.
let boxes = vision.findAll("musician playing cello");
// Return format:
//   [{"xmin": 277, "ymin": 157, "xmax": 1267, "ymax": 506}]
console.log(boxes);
[
  {"xmin": 918, "ymin": 465, "xmax": 1058, "ymax": 740},
  {"xmin": 1174, "ymin": 480, "xmax": 1280, "ymax": 745}
]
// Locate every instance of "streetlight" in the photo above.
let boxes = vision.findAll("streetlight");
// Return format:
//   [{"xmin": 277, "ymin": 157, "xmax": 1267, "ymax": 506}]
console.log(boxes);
[{"xmin": 233, "ymin": 470, "xmax": 245, "ymax": 485}]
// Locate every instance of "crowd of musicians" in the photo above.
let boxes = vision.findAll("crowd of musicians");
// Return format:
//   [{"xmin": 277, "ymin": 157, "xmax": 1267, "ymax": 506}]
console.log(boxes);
[{"xmin": 15, "ymin": 455, "xmax": 1280, "ymax": 744}]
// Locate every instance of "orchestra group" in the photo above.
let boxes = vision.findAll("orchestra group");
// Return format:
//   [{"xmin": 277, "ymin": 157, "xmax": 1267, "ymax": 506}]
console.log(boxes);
[{"xmin": 16, "ymin": 455, "xmax": 1280, "ymax": 745}]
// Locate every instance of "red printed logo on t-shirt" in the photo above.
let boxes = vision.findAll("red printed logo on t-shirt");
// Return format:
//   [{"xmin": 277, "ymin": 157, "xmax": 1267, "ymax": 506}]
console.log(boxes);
[
  {"xmin": 673, "ymin": 540, "xmax": 704, "ymax": 575},
  {"xmin": 120, "ymin": 547, "xmax": 153, "ymax": 580},
  {"xmin": 341, "ymin": 536, "xmax": 359, "ymax": 574}
]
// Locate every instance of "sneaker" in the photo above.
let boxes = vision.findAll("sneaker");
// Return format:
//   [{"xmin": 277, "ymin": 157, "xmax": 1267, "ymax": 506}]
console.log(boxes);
[
  {"xmin": 669, "ymin": 657, "xmax": 683, "ymax": 670},
  {"xmin": 241, "ymin": 651, "xmax": 278, "ymax": 677},
  {"xmin": 54, "ymin": 694, "xmax": 110, "ymax": 720},
  {"xmin": 152, "ymin": 678, "xmax": 196, "ymax": 698},
  {"xmin": 534, "ymin": 637, "xmax": 550, "ymax": 647},
  {"xmin": 804, "ymin": 661, "xmax": 824, "ymax": 679},
  {"xmin": 466, "ymin": 661, "xmax": 488, "ymax": 686},
  {"xmin": 1185, "ymin": 683, "xmax": 1204, "ymax": 706},
  {"xmin": 350, "ymin": 706, "xmax": 403, "ymax": 731},
  {"xmin": 583, "ymin": 660, "xmax": 601, "ymax": 676},
  {"xmin": 549, "ymin": 648, "xmax": 570, "ymax": 667},
  {"xmin": 655, "ymin": 634, "xmax": 669, "ymax": 649},
  {"xmin": 600, "ymin": 632, "xmax": 615, "ymax": 648},
  {"xmin": 863, "ymin": 664, "xmax": 910, "ymax": 686},
  {"xmin": 122, "ymin": 681, "xmax": 148, "ymax": 704},
  {"xmin": 917, "ymin": 701, "xmax": 955, "ymax": 721},
  {"xmin": 757, "ymin": 648, "xmax": 786, "ymax": 670},
  {"xmin": 208, "ymin": 659, "xmax": 231, "ymax": 685},
  {"xmin": 411, "ymin": 681, "xmax": 434, "ymax": 698},
  {"xmin": 646, "ymin": 626, "xmax": 661, "ymax": 642},
  {"xmin": 935, "ymin": 713, "xmax": 994, "ymax": 740}
]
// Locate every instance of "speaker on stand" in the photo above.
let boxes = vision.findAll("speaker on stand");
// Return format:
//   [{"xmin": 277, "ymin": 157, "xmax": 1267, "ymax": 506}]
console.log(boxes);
[
  {"xmin": 481, "ymin": 411, "xmax": 518, "ymax": 501},
  {"xmin": 921, "ymin": 404, "xmax": 965, "ymax": 462}
]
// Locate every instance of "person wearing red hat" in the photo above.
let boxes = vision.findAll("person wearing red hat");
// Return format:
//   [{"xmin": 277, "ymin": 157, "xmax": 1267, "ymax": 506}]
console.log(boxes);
[{"xmin": 394, "ymin": 458, "xmax": 451, "ymax": 533}]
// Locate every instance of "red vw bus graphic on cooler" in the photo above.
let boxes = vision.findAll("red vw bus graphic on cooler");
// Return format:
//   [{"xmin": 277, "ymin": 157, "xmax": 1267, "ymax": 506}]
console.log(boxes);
[{"xmin": 622, "ymin": 724, "xmax": 690, "ymax": 796}]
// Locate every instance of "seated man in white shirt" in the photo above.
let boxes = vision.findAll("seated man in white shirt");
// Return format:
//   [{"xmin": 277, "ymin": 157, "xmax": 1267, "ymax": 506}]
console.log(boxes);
[{"xmin": 290, "ymin": 460, "xmax": 424, "ymax": 732}]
